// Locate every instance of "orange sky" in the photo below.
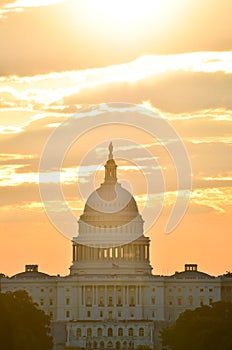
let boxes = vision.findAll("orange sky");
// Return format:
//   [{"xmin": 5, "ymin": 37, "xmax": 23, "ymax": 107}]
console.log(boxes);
[{"xmin": 0, "ymin": 0, "xmax": 231, "ymax": 277}]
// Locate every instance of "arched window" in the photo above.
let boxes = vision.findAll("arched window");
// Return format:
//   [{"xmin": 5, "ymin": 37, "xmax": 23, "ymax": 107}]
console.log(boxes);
[
  {"xmin": 93, "ymin": 341, "xmax": 98, "ymax": 349},
  {"xmin": 128, "ymin": 328, "xmax": 133, "ymax": 336},
  {"xmin": 87, "ymin": 328, "xmax": 92, "ymax": 337},
  {"xmin": 116, "ymin": 341, "xmax": 121, "ymax": 349},
  {"xmin": 100, "ymin": 341, "xmax": 104, "ymax": 349},
  {"xmin": 139, "ymin": 328, "xmax": 144, "ymax": 337},
  {"xmin": 118, "ymin": 328, "xmax": 123, "ymax": 336},
  {"xmin": 76, "ymin": 328, "xmax": 81, "ymax": 337},
  {"xmin": 129, "ymin": 341, "xmax": 134, "ymax": 349},
  {"xmin": 97, "ymin": 328, "xmax": 102, "ymax": 336},
  {"xmin": 108, "ymin": 328, "xmax": 113, "ymax": 337},
  {"xmin": 107, "ymin": 341, "xmax": 113, "ymax": 348}
]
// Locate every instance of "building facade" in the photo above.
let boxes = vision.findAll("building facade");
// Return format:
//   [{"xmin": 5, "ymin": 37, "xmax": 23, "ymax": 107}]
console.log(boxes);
[{"xmin": 0, "ymin": 144, "xmax": 228, "ymax": 350}]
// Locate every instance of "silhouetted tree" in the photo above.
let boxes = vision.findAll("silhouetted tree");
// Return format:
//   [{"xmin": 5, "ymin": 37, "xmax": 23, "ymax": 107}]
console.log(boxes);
[
  {"xmin": 0, "ymin": 290, "xmax": 53, "ymax": 350},
  {"xmin": 161, "ymin": 301, "xmax": 232, "ymax": 350}
]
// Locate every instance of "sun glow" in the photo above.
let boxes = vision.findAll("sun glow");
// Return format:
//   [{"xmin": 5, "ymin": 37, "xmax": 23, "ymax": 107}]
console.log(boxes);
[
  {"xmin": 87, "ymin": 0, "xmax": 163, "ymax": 23},
  {"xmin": 69, "ymin": 0, "xmax": 180, "ymax": 39}
]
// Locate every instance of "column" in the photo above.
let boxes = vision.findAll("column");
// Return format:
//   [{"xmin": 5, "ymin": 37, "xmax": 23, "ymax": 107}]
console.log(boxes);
[
  {"xmin": 125, "ymin": 286, "xmax": 128, "ymax": 305},
  {"xmin": 83, "ymin": 286, "xmax": 86, "ymax": 306},
  {"xmin": 92, "ymin": 286, "xmax": 95, "ymax": 306},
  {"xmin": 96, "ymin": 286, "xmax": 99, "ymax": 307},
  {"xmin": 113, "ymin": 286, "xmax": 116, "ymax": 307},
  {"xmin": 81, "ymin": 286, "xmax": 84, "ymax": 305},
  {"xmin": 141, "ymin": 245, "xmax": 145, "ymax": 261},
  {"xmin": 122, "ymin": 286, "xmax": 126, "ymax": 306},
  {"xmin": 73, "ymin": 245, "xmax": 76, "ymax": 261},
  {"xmin": 147, "ymin": 245, "xmax": 150, "ymax": 261},
  {"xmin": 104, "ymin": 286, "xmax": 107, "ymax": 307}
]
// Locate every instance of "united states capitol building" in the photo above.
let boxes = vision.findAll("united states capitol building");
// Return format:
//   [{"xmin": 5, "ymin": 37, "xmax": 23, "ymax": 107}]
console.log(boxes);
[{"xmin": 1, "ymin": 144, "xmax": 232, "ymax": 350}]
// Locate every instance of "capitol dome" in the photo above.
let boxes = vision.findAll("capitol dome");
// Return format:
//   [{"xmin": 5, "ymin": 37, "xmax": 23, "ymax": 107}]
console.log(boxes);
[
  {"xmin": 71, "ymin": 143, "xmax": 152, "ymax": 276},
  {"xmin": 81, "ymin": 145, "xmax": 140, "ymax": 227},
  {"xmin": 75, "ymin": 143, "xmax": 144, "ymax": 246}
]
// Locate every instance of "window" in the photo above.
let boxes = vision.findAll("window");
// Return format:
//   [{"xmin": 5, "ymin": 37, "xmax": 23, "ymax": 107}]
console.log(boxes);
[
  {"xmin": 87, "ymin": 310, "xmax": 91, "ymax": 317},
  {"xmin": 66, "ymin": 311, "xmax": 70, "ymax": 318},
  {"xmin": 108, "ymin": 310, "xmax": 112, "ymax": 319},
  {"xmin": 108, "ymin": 328, "xmax": 113, "ymax": 337},
  {"xmin": 209, "ymin": 288, "xmax": 213, "ymax": 292},
  {"xmin": 49, "ymin": 299, "xmax": 53, "ymax": 306},
  {"xmin": 99, "ymin": 296, "xmax": 104, "ymax": 306},
  {"xmin": 189, "ymin": 296, "xmax": 193, "ymax": 305},
  {"xmin": 152, "ymin": 297, "xmax": 155, "ymax": 304},
  {"xmin": 152, "ymin": 288, "xmax": 155, "ymax": 292},
  {"xmin": 40, "ymin": 288, "xmax": 44, "ymax": 293},
  {"xmin": 118, "ymin": 328, "xmax": 123, "ymax": 336},
  {"xmin": 130, "ymin": 311, "xmax": 134, "ymax": 318},
  {"xmin": 107, "ymin": 341, "xmax": 113, "ymax": 348},
  {"xmin": 200, "ymin": 288, "xmax": 204, "ymax": 292},
  {"xmin": 152, "ymin": 310, "xmax": 155, "ymax": 318},
  {"xmin": 100, "ymin": 311, "xmax": 103, "ymax": 317},
  {"xmin": 117, "ymin": 296, "xmax": 122, "ymax": 306},
  {"xmin": 97, "ymin": 328, "xmax": 102, "ymax": 337},
  {"xmin": 40, "ymin": 298, "xmax": 44, "ymax": 306},
  {"xmin": 118, "ymin": 311, "xmax": 121, "ymax": 317},
  {"xmin": 129, "ymin": 296, "xmax": 135, "ymax": 306},
  {"xmin": 109, "ymin": 248, "xmax": 113, "ymax": 258},
  {"xmin": 209, "ymin": 297, "xmax": 213, "ymax": 305},
  {"xmin": 169, "ymin": 300, "xmax": 173, "ymax": 305},
  {"xmin": 87, "ymin": 328, "xmax": 92, "ymax": 337},
  {"xmin": 66, "ymin": 298, "xmax": 70, "ymax": 305},
  {"xmin": 108, "ymin": 296, "xmax": 113, "ymax": 306},
  {"xmin": 178, "ymin": 288, "xmax": 182, "ymax": 293},
  {"xmin": 76, "ymin": 328, "xmax": 81, "ymax": 337},
  {"xmin": 116, "ymin": 341, "xmax": 121, "ymax": 349},
  {"xmin": 100, "ymin": 341, "xmax": 104, "ymax": 349},
  {"xmin": 128, "ymin": 328, "xmax": 133, "ymax": 337},
  {"xmin": 139, "ymin": 328, "xmax": 144, "ymax": 337},
  {"xmin": 86, "ymin": 297, "xmax": 92, "ymax": 306},
  {"xmin": 178, "ymin": 298, "xmax": 182, "ymax": 306}
]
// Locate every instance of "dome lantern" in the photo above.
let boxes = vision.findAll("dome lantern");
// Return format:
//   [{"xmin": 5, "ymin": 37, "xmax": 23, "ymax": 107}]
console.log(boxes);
[{"xmin": 104, "ymin": 142, "xmax": 117, "ymax": 184}]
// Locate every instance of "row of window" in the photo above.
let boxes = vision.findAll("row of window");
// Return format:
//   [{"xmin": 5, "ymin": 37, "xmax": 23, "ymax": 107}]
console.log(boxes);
[
  {"xmin": 66, "ymin": 309, "xmax": 155, "ymax": 319},
  {"xmin": 76, "ymin": 327, "xmax": 145, "ymax": 337},
  {"xmin": 85, "ymin": 340, "xmax": 134, "ymax": 349},
  {"xmin": 168, "ymin": 287, "xmax": 214, "ymax": 293},
  {"xmin": 167, "ymin": 297, "xmax": 213, "ymax": 306}
]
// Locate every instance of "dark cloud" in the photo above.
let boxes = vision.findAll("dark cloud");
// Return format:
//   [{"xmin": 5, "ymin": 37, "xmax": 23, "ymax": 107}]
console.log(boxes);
[{"xmin": 63, "ymin": 71, "xmax": 232, "ymax": 113}]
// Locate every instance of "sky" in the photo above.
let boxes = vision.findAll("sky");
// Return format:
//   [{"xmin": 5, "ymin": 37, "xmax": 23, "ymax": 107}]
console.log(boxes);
[{"xmin": 0, "ymin": 0, "xmax": 231, "ymax": 277}]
